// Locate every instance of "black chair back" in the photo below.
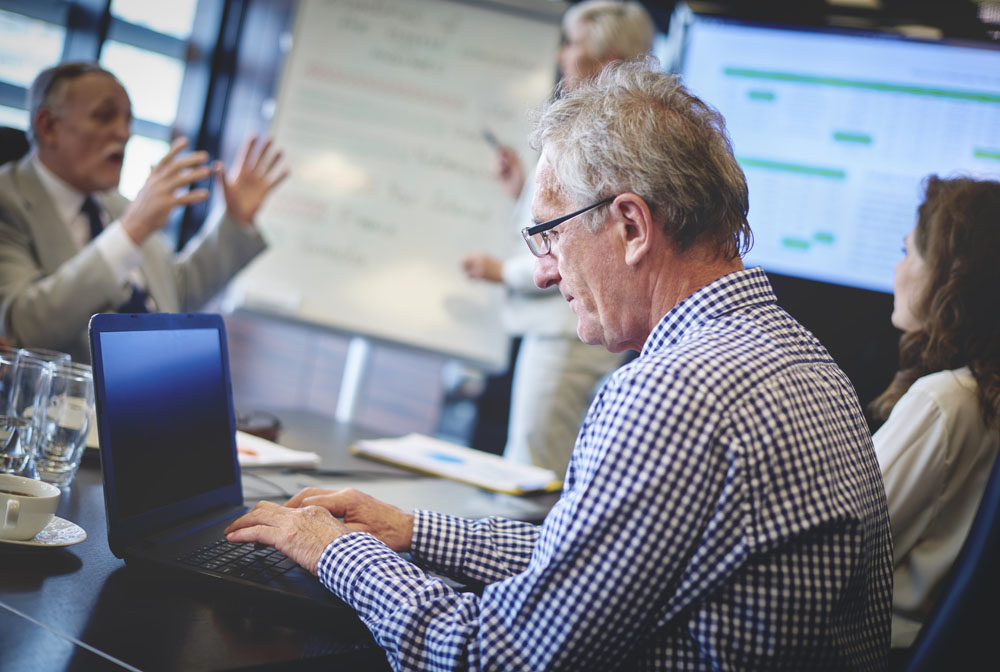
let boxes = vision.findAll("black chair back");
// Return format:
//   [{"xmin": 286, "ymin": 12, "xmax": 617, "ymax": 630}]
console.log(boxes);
[
  {"xmin": 0, "ymin": 126, "xmax": 29, "ymax": 166},
  {"xmin": 904, "ymin": 447, "xmax": 1000, "ymax": 671}
]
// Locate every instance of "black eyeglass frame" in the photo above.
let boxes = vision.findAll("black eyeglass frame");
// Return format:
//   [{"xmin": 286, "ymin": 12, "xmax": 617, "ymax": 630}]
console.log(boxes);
[{"xmin": 520, "ymin": 195, "xmax": 616, "ymax": 257}]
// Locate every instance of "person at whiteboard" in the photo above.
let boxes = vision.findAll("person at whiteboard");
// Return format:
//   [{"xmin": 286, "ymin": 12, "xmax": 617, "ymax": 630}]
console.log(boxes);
[
  {"xmin": 0, "ymin": 62, "xmax": 288, "ymax": 362},
  {"xmin": 461, "ymin": 0, "xmax": 654, "ymax": 477},
  {"xmin": 227, "ymin": 61, "xmax": 892, "ymax": 670},
  {"xmin": 868, "ymin": 176, "xmax": 1000, "ymax": 656}
]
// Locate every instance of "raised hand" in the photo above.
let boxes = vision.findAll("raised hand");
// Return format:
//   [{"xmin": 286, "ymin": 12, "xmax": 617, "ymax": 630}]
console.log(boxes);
[
  {"xmin": 120, "ymin": 137, "xmax": 212, "ymax": 244},
  {"xmin": 494, "ymin": 145, "xmax": 525, "ymax": 200},
  {"xmin": 215, "ymin": 134, "xmax": 289, "ymax": 226},
  {"xmin": 461, "ymin": 252, "xmax": 503, "ymax": 283}
]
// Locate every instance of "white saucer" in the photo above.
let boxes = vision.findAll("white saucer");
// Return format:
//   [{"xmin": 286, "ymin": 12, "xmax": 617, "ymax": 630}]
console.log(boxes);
[{"xmin": 0, "ymin": 516, "xmax": 87, "ymax": 547}]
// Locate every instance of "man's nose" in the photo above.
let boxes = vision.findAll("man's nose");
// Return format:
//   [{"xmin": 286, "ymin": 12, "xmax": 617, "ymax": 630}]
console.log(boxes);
[
  {"xmin": 533, "ymin": 253, "xmax": 560, "ymax": 289},
  {"xmin": 114, "ymin": 117, "xmax": 131, "ymax": 142}
]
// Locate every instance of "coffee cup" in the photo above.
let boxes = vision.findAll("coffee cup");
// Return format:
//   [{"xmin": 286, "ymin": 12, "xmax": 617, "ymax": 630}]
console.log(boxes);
[{"xmin": 0, "ymin": 474, "xmax": 60, "ymax": 540}]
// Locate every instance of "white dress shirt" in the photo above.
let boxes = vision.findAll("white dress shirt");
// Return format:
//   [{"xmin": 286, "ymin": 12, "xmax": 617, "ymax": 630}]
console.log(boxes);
[
  {"xmin": 874, "ymin": 367, "xmax": 1000, "ymax": 647},
  {"xmin": 32, "ymin": 154, "xmax": 144, "ymax": 287}
]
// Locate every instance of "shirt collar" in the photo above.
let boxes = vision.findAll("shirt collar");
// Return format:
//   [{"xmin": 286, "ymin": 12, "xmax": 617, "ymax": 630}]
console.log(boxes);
[
  {"xmin": 31, "ymin": 153, "xmax": 90, "ymax": 226},
  {"xmin": 640, "ymin": 266, "xmax": 776, "ymax": 358}
]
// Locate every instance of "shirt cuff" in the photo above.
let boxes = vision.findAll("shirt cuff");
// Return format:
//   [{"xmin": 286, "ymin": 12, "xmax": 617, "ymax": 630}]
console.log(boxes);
[
  {"xmin": 317, "ymin": 531, "xmax": 455, "ymax": 624},
  {"xmin": 410, "ymin": 510, "xmax": 474, "ymax": 576},
  {"xmin": 94, "ymin": 220, "xmax": 142, "ymax": 285}
]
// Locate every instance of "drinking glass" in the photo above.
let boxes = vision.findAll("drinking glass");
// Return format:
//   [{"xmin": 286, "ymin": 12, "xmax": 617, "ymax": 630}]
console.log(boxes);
[
  {"xmin": 0, "ymin": 355, "xmax": 53, "ymax": 477},
  {"xmin": 36, "ymin": 362, "xmax": 94, "ymax": 487},
  {"xmin": 21, "ymin": 347, "xmax": 71, "ymax": 365}
]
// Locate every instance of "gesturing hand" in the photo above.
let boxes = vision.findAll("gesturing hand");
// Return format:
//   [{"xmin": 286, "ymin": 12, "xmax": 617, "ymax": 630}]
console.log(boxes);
[
  {"xmin": 494, "ymin": 145, "xmax": 525, "ymax": 201},
  {"xmin": 216, "ymin": 134, "xmax": 289, "ymax": 226},
  {"xmin": 120, "ymin": 137, "xmax": 212, "ymax": 245},
  {"xmin": 461, "ymin": 252, "xmax": 503, "ymax": 284}
]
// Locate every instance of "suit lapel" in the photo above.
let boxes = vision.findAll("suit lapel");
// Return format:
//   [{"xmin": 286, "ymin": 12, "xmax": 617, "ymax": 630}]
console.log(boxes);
[{"xmin": 13, "ymin": 159, "xmax": 82, "ymax": 274}]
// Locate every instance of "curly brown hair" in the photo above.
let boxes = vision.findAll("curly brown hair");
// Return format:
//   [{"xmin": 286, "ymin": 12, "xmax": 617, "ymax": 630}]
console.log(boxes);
[{"xmin": 871, "ymin": 176, "xmax": 1000, "ymax": 430}]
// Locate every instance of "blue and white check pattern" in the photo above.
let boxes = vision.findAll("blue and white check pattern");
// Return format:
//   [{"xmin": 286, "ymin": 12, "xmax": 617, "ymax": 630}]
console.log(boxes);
[{"xmin": 319, "ymin": 267, "xmax": 893, "ymax": 671}]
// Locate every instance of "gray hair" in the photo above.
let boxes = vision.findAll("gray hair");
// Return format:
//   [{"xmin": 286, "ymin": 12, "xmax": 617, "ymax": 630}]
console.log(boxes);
[
  {"xmin": 564, "ymin": 1, "xmax": 655, "ymax": 61},
  {"xmin": 530, "ymin": 58, "xmax": 751, "ymax": 259},
  {"xmin": 26, "ymin": 61, "xmax": 118, "ymax": 145}
]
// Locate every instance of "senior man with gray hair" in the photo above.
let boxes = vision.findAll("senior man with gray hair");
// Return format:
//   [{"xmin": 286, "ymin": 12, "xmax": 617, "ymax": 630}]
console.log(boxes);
[
  {"xmin": 0, "ymin": 61, "xmax": 286, "ymax": 361},
  {"xmin": 227, "ymin": 61, "xmax": 893, "ymax": 671}
]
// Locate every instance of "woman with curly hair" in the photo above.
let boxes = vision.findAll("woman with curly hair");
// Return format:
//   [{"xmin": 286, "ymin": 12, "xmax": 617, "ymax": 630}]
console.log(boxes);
[{"xmin": 872, "ymin": 175, "xmax": 1000, "ymax": 653}]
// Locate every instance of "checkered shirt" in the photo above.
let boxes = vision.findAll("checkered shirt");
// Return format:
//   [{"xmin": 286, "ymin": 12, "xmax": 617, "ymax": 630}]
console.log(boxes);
[{"xmin": 318, "ymin": 267, "xmax": 893, "ymax": 671}]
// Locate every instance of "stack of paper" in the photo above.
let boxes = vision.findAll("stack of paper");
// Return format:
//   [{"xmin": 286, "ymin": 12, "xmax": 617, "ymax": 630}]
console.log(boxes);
[
  {"xmin": 352, "ymin": 434, "xmax": 561, "ymax": 495},
  {"xmin": 236, "ymin": 431, "xmax": 321, "ymax": 468}
]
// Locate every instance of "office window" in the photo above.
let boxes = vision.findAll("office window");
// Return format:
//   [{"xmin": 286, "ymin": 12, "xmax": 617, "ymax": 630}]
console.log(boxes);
[
  {"xmin": 103, "ymin": 2, "xmax": 193, "ymax": 200},
  {"xmin": 0, "ymin": 104, "xmax": 28, "ymax": 129},
  {"xmin": 119, "ymin": 134, "xmax": 170, "ymax": 202},
  {"xmin": 100, "ymin": 41, "xmax": 184, "ymax": 127},
  {"xmin": 0, "ymin": 9, "xmax": 64, "ymax": 88},
  {"xmin": 110, "ymin": 0, "xmax": 197, "ymax": 40}
]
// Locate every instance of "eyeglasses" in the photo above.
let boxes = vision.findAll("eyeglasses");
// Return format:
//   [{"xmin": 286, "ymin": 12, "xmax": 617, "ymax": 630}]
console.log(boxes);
[{"xmin": 521, "ymin": 196, "xmax": 615, "ymax": 257}]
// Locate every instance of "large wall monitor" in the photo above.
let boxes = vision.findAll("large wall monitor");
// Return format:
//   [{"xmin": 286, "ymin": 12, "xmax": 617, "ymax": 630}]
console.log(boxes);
[{"xmin": 678, "ymin": 16, "xmax": 1000, "ymax": 294}]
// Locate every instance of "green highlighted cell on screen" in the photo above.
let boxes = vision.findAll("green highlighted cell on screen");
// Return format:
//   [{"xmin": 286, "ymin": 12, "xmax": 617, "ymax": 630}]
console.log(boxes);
[
  {"xmin": 748, "ymin": 90, "xmax": 775, "ymax": 101},
  {"xmin": 974, "ymin": 148, "xmax": 1000, "ymax": 162},
  {"xmin": 814, "ymin": 232, "xmax": 835, "ymax": 244},
  {"xmin": 782, "ymin": 238, "xmax": 810, "ymax": 250},
  {"xmin": 723, "ymin": 67, "xmax": 1000, "ymax": 104},
  {"xmin": 833, "ymin": 132, "xmax": 871, "ymax": 145},
  {"xmin": 736, "ymin": 156, "xmax": 846, "ymax": 180}
]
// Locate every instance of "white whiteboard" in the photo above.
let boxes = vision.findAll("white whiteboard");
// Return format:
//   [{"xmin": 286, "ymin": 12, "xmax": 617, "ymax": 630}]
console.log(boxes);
[{"xmin": 228, "ymin": 0, "xmax": 564, "ymax": 368}]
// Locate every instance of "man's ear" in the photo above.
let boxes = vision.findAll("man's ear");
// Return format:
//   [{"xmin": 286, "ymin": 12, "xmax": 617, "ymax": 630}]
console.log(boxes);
[
  {"xmin": 33, "ymin": 108, "xmax": 57, "ymax": 149},
  {"xmin": 611, "ymin": 193, "xmax": 656, "ymax": 266}
]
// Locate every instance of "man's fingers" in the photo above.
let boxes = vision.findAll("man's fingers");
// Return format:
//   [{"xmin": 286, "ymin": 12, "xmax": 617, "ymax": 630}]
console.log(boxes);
[
  {"xmin": 233, "ymin": 134, "xmax": 256, "ymax": 171},
  {"xmin": 262, "ymin": 148, "xmax": 284, "ymax": 176},
  {"xmin": 267, "ymin": 167, "xmax": 291, "ymax": 191},
  {"xmin": 225, "ymin": 500, "xmax": 282, "ymax": 531},
  {"xmin": 225, "ymin": 524, "xmax": 280, "ymax": 546},
  {"xmin": 157, "ymin": 137, "xmax": 190, "ymax": 167},
  {"xmin": 166, "ymin": 166, "xmax": 212, "ymax": 190},
  {"xmin": 156, "ymin": 151, "xmax": 211, "ymax": 178},
  {"xmin": 299, "ymin": 494, "xmax": 352, "ymax": 517},
  {"xmin": 252, "ymin": 136, "xmax": 275, "ymax": 170},
  {"xmin": 285, "ymin": 487, "xmax": 339, "ymax": 508},
  {"xmin": 174, "ymin": 189, "xmax": 210, "ymax": 206}
]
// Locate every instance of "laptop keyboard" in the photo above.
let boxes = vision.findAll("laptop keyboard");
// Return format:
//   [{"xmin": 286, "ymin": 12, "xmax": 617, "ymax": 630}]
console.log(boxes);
[{"xmin": 177, "ymin": 539, "xmax": 298, "ymax": 584}]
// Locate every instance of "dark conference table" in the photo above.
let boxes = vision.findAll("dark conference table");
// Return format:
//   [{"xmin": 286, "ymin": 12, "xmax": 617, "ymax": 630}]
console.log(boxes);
[{"xmin": 0, "ymin": 410, "xmax": 559, "ymax": 671}]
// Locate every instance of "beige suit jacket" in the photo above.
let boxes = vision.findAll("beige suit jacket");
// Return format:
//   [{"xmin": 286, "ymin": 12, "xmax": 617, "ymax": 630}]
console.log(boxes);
[{"xmin": 0, "ymin": 155, "xmax": 267, "ymax": 361}]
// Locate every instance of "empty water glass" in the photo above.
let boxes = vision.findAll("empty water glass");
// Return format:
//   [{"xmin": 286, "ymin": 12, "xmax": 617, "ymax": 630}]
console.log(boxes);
[
  {"xmin": 36, "ymin": 362, "xmax": 94, "ymax": 487},
  {"xmin": 0, "ymin": 355, "xmax": 53, "ymax": 478},
  {"xmin": 21, "ymin": 347, "xmax": 71, "ymax": 365},
  {"xmin": 0, "ymin": 355, "xmax": 29, "ymax": 475}
]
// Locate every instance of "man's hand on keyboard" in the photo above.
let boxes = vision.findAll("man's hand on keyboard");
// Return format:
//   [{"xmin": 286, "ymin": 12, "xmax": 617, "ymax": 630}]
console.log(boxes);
[{"xmin": 225, "ymin": 499, "xmax": 347, "ymax": 574}]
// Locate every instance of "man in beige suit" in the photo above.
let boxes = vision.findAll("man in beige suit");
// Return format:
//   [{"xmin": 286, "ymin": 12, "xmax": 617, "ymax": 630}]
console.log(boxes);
[{"xmin": 0, "ymin": 62, "xmax": 287, "ymax": 361}]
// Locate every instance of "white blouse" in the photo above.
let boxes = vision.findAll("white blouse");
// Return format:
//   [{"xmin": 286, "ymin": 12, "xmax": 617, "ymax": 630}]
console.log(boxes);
[{"xmin": 874, "ymin": 367, "xmax": 999, "ymax": 647}]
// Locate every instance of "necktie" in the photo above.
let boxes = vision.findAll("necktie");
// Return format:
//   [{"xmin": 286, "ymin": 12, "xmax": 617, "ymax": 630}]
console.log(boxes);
[
  {"xmin": 81, "ymin": 195, "xmax": 151, "ymax": 313},
  {"xmin": 81, "ymin": 195, "xmax": 104, "ymax": 240}
]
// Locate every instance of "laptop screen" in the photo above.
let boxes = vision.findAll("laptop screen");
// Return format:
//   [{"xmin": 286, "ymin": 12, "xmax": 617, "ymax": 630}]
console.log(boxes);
[{"xmin": 90, "ymin": 313, "xmax": 243, "ymax": 555}]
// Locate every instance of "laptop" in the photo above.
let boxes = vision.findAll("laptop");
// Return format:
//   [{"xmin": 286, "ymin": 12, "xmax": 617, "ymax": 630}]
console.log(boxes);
[{"xmin": 89, "ymin": 312, "xmax": 347, "ymax": 611}]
